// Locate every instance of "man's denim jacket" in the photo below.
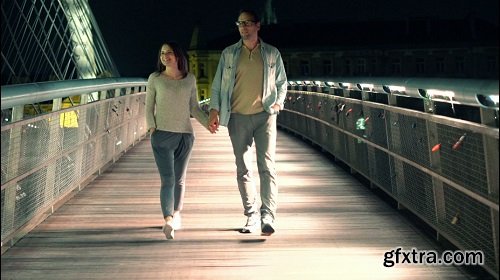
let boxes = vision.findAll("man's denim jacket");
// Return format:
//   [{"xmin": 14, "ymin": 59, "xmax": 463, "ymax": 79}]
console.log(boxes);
[{"xmin": 209, "ymin": 39, "xmax": 288, "ymax": 127}]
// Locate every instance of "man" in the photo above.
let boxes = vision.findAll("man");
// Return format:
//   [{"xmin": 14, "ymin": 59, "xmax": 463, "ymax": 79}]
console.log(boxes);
[{"xmin": 208, "ymin": 9, "xmax": 287, "ymax": 235}]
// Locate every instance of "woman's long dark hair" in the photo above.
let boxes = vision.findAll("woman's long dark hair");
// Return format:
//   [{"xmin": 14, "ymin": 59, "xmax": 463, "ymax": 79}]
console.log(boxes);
[{"xmin": 155, "ymin": 41, "xmax": 188, "ymax": 78}]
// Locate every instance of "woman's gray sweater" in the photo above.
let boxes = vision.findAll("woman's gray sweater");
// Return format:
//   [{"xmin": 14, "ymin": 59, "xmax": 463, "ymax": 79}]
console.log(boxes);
[{"xmin": 146, "ymin": 72, "xmax": 208, "ymax": 134}]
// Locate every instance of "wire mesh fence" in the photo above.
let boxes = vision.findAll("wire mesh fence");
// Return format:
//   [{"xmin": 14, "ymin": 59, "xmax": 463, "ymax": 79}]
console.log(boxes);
[{"xmin": 279, "ymin": 86, "xmax": 499, "ymax": 277}]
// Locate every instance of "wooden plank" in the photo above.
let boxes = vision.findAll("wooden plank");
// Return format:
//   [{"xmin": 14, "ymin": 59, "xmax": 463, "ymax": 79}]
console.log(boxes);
[{"xmin": 1, "ymin": 120, "xmax": 480, "ymax": 279}]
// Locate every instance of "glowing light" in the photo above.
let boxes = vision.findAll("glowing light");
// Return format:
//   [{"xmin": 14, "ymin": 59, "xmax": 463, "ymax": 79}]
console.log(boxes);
[
  {"xmin": 427, "ymin": 89, "xmax": 456, "ymax": 102},
  {"xmin": 488, "ymin": 95, "xmax": 499, "ymax": 104},
  {"xmin": 339, "ymin": 83, "xmax": 351, "ymax": 89},
  {"xmin": 358, "ymin": 83, "xmax": 374, "ymax": 91},
  {"xmin": 388, "ymin": 85, "xmax": 406, "ymax": 92}
]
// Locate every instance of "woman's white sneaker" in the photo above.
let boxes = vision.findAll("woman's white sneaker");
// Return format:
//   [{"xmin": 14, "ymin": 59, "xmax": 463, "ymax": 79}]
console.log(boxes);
[{"xmin": 172, "ymin": 212, "xmax": 181, "ymax": 230}]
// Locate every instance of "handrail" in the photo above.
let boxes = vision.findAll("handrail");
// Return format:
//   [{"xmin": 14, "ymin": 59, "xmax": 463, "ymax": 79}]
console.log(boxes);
[
  {"xmin": 1, "ymin": 78, "xmax": 149, "ymax": 254},
  {"xmin": 288, "ymin": 77, "xmax": 499, "ymax": 109},
  {"xmin": 1, "ymin": 77, "xmax": 148, "ymax": 110}
]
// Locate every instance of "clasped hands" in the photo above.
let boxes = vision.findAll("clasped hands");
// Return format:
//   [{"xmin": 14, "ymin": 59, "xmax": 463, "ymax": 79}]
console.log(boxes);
[{"xmin": 208, "ymin": 109, "xmax": 219, "ymax": 134}]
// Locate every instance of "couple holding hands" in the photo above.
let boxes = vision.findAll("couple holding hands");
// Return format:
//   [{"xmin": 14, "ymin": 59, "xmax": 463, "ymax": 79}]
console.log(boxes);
[{"xmin": 145, "ymin": 10, "xmax": 287, "ymax": 239}]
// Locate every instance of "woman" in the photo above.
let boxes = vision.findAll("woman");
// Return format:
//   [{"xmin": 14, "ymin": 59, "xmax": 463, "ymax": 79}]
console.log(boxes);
[{"xmin": 145, "ymin": 41, "xmax": 210, "ymax": 239}]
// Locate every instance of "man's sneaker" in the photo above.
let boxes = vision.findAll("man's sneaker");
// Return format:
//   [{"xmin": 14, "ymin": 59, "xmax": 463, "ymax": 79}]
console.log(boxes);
[
  {"xmin": 162, "ymin": 216, "xmax": 174, "ymax": 239},
  {"xmin": 240, "ymin": 214, "xmax": 260, "ymax": 233},
  {"xmin": 261, "ymin": 216, "xmax": 275, "ymax": 236},
  {"xmin": 172, "ymin": 212, "xmax": 181, "ymax": 230}
]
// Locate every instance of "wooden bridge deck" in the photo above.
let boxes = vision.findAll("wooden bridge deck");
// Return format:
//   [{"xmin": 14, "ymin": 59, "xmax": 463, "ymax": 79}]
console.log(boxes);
[{"xmin": 1, "ymin": 121, "xmax": 479, "ymax": 279}]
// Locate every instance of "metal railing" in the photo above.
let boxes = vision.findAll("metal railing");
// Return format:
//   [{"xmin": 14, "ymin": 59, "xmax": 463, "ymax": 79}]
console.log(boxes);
[
  {"xmin": 1, "ymin": 78, "xmax": 148, "ymax": 253},
  {"xmin": 279, "ymin": 77, "xmax": 499, "ymax": 278}
]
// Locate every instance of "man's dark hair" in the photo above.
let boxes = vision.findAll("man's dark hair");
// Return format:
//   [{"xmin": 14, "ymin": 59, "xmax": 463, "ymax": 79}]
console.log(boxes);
[{"xmin": 238, "ymin": 9, "xmax": 260, "ymax": 23}]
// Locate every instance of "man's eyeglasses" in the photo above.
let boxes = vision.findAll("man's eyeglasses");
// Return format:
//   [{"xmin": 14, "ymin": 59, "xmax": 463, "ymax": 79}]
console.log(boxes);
[{"xmin": 235, "ymin": 20, "xmax": 255, "ymax": 27}]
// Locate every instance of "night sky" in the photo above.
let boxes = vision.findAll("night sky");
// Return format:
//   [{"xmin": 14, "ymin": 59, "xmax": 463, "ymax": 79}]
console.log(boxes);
[{"xmin": 88, "ymin": 0, "xmax": 498, "ymax": 78}]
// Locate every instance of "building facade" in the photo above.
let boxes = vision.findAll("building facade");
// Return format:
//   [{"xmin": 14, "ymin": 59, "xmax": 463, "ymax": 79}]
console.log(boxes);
[{"xmin": 188, "ymin": 17, "xmax": 498, "ymax": 101}]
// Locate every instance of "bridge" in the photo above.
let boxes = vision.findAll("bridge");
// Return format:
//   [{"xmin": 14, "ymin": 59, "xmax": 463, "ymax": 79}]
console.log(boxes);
[
  {"xmin": 1, "ymin": 77, "xmax": 498, "ymax": 279},
  {"xmin": 1, "ymin": 0, "xmax": 499, "ymax": 279}
]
